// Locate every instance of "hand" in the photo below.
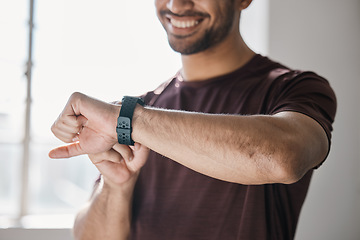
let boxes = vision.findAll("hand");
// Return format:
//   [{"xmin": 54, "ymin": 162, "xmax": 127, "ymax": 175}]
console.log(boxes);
[
  {"xmin": 89, "ymin": 143, "xmax": 149, "ymax": 189},
  {"xmin": 49, "ymin": 92, "xmax": 121, "ymax": 159}
]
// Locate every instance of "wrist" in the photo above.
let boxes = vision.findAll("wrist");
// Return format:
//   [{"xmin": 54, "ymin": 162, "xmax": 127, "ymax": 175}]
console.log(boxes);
[
  {"xmin": 131, "ymin": 104, "xmax": 147, "ymax": 143},
  {"xmin": 116, "ymin": 96, "xmax": 145, "ymax": 145},
  {"xmin": 101, "ymin": 173, "xmax": 139, "ymax": 200},
  {"xmin": 111, "ymin": 104, "xmax": 122, "ymax": 144}
]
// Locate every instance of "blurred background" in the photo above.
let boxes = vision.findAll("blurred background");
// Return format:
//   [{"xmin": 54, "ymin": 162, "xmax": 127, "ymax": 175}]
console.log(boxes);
[{"xmin": 0, "ymin": 0, "xmax": 359, "ymax": 239}]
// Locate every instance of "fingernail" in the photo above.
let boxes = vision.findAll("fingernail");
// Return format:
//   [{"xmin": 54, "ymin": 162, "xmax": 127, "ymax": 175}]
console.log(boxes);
[{"xmin": 48, "ymin": 151, "xmax": 56, "ymax": 159}]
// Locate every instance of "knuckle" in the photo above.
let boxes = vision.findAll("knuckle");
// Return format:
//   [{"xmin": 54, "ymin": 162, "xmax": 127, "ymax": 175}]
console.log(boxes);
[
  {"xmin": 51, "ymin": 123, "xmax": 60, "ymax": 135},
  {"xmin": 71, "ymin": 92, "xmax": 81, "ymax": 99},
  {"xmin": 70, "ymin": 92, "xmax": 85, "ymax": 102}
]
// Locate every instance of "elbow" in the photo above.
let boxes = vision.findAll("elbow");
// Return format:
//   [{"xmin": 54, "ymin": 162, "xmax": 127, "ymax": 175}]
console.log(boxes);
[
  {"xmin": 273, "ymin": 163, "xmax": 304, "ymax": 184},
  {"xmin": 271, "ymin": 146, "xmax": 308, "ymax": 184}
]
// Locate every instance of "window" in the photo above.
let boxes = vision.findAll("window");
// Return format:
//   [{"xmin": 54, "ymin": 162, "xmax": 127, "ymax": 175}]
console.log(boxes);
[
  {"xmin": 0, "ymin": 0, "xmax": 268, "ymax": 228},
  {"xmin": 0, "ymin": 0, "xmax": 28, "ymax": 220}
]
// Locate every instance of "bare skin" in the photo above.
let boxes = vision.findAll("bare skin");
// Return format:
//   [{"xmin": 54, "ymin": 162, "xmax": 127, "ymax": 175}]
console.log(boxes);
[
  {"xmin": 49, "ymin": 0, "xmax": 329, "ymax": 239},
  {"xmin": 71, "ymin": 143, "xmax": 149, "ymax": 240}
]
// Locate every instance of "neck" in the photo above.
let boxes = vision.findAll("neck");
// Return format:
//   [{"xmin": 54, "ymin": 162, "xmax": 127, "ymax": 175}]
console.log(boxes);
[{"xmin": 180, "ymin": 33, "xmax": 255, "ymax": 82}]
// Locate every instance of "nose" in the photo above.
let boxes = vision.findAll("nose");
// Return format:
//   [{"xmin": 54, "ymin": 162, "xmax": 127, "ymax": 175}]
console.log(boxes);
[{"xmin": 166, "ymin": 0, "xmax": 194, "ymax": 15}]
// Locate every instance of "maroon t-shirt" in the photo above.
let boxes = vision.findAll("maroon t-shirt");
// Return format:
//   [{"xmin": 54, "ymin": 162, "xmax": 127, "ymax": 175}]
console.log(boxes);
[{"xmin": 129, "ymin": 55, "xmax": 336, "ymax": 240}]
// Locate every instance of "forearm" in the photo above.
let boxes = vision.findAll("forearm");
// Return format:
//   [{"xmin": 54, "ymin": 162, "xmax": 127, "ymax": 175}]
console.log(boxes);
[
  {"xmin": 132, "ymin": 107, "xmax": 328, "ymax": 184},
  {"xmin": 73, "ymin": 178, "xmax": 134, "ymax": 240}
]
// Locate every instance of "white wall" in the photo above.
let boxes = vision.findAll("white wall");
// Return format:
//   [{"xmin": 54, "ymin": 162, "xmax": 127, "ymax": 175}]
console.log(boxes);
[
  {"xmin": 268, "ymin": 1, "xmax": 360, "ymax": 239},
  {"xmin": 241, "ymin": 0, "xmax": 269, "ymax": 55}
]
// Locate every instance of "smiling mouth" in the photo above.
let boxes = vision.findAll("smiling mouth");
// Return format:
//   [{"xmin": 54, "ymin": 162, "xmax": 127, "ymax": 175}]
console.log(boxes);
[
  {"xmin": 170, "ymin": 18, "xmax": 200, "ymax": 29},
  {"xmin": 161, "ymin": 10, "xmax": 208, "ymax": 30}
]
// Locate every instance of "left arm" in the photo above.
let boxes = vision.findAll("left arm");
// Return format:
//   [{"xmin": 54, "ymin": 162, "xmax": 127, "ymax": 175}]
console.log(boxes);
[
  {"xmin": 132, "ymin": 106, "xmax": 328, "ymax": 184},
  {"xmin": 49, "ymin": 92, "xmax": 328, "ymax": 185}
]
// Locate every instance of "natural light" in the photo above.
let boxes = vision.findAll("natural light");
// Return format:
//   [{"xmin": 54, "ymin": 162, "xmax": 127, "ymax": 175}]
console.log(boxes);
[{"xmin": 0, "ymin": 0, "xmax": 268, "ymax": 229}]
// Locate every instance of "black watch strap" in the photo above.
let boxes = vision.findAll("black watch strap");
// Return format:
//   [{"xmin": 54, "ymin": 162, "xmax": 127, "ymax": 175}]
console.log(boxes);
[{"xmin": 116, "ymin": 96, "xmax": 145, "ymax": 146}]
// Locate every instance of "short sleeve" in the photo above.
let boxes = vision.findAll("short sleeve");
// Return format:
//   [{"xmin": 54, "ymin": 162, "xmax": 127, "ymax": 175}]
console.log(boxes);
[{"xmin": 269, "ymin": 71, "xmax": 337, "ymax": 164}]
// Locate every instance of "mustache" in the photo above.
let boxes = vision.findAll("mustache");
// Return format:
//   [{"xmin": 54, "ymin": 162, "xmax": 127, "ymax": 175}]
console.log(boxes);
[{"xmin": 160, "ymin": 10, "xmax": 210, "ymax": 18}]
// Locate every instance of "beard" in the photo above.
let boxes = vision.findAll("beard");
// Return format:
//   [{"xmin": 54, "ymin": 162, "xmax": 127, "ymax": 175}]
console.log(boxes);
[{"xmin": 161, "ymin": 1, "xmax": 236, "ymax": 55}]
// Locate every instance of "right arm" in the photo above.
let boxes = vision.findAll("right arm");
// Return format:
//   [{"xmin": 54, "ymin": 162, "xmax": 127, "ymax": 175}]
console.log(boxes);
[
  {"xmin": 73, "ymin": 175, "xmax": 135, "ymax": 240},
  {"xmin": 47, "ymin": 93, "xmax": 148, "ymax": 239},
  {"xmin": 72, "ymin": 143, "xmax": 149, "ymax": 240}
]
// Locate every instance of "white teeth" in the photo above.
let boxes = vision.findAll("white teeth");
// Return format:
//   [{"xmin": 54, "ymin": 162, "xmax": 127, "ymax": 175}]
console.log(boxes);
[{"xmin": 170, "ymin": 19, "xmax": 199, "ymax": 28}]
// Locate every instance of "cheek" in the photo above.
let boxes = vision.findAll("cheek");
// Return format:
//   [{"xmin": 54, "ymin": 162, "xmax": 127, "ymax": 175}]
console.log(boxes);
[
  {"xmin": 154, "ymin": 3, "xmax": 163, "ymax": 23},
  {"xmin": 154, "ymin": 0, "xmax": 166, "ymax": 9},
  {"xmin": 202, "ymin": 2, "xmax": 229, "ymax": 24},
  {"xmin": 214, "ymin": 2, "xmax": 235, "ymax": 23}
]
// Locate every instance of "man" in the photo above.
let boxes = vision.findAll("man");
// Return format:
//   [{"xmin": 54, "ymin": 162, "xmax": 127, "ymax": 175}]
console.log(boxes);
[{"xmin": 49, "ymin": 0, "xmax": 336, "ymax": 239}]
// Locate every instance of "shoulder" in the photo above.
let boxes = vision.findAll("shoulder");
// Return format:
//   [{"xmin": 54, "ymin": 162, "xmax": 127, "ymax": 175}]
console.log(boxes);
[
  {"xmin": 256, "ymin": 56, "xmax": 335, "ymax": 100},
  {"xmin": 141, "ymin": 72, "xmax": 180, "ymax": 106}
]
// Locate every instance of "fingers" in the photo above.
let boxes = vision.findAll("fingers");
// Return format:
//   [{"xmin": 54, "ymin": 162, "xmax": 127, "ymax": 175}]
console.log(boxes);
[
  {"xmin": 89, "ymin": 148, "xmax": 124, "ymax": 164},
  {"xmin": 51, "ymin": 93, "xmax": 120, "ymax": 156},
  {"xmin": 89, "ymin": 143, "xmax": 148, "ymax": 174},
  {"xmin": 88, "ymin": 144, "xmax": 134, "ymax": 165},
  {"xmin": 49, "ymin": 142, "xmax": 86, "ymax": 159},
  {"xmin": 51, "ymin": 114, "xmax": 88, "ymax": 143},
  {"xmin": 133, "ymin": 142, "xmax": 150, "ymax": 166},
  {"xmin": 51, "ymin": 93, "xmax": 88, "ymax": 143},
  {"xmin": 113, "ymin": 143, "xmax": 134, "ymax": 162},
  {"xmin": 88, "ymin": 146, "xmax": 134, "ymax": 185},
  {"xmin": 93, "ymin": 160, "xmax": 132, "ymax": 187},
  {"xmin": 123, "ymin": 143, "xmax": 149, "ymax": 173}
]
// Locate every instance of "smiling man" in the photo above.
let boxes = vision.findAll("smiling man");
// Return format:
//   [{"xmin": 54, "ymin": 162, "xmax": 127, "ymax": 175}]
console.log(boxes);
[
  {"xmin": 159, "ymin": 0, "xmax": 236, "ymax": 55},
  {"xmin": 49, "ymin": 0, "xmax": 336, "ymax": 239}
]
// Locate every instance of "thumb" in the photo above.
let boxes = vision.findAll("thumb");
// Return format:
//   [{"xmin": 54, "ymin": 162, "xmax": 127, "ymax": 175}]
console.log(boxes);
[
  {"xmin": 49, "ymin": 142, "xmax": 86, "ymax": 159},
  {"xmin": 126, "ymin": 142, "xmax": 149, "ymax": 171}
]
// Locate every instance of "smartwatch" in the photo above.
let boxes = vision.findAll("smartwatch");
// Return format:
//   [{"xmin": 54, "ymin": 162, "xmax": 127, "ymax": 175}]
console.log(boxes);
[{"xmin": 116, "ymin": 96, "xmax": 145, "ymax": 146}]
